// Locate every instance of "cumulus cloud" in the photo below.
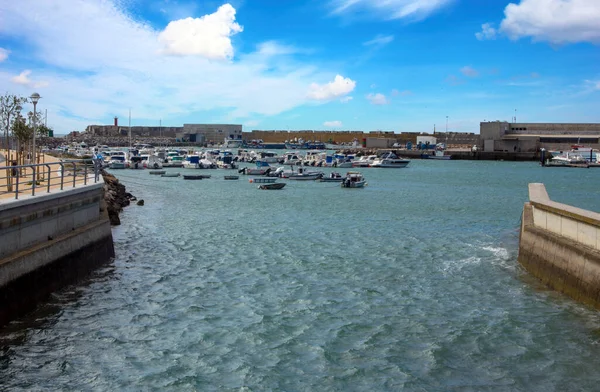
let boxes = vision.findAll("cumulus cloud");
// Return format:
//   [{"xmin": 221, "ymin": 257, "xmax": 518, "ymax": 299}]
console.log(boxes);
[
  {"xmin": 0, "ymin": 48, "xmax": 9, "ymax": 62},
  {"xmin": 330, "ymin": 0, "xmax": 453, "ymax": 21},
  {"xmin": 366, "ymin": 93, "xmax": 388, "ymax": 105},
  {"xmin": 340, "ymin": 96, "xmax": 353, "ymax": 103},
  {"xmin": 324, "ymin": 120, "xmax": 343, "ymax": 127},
  {"xmin": 11, "ymin": 70, "xmax": 49, "ymax": 88},
  {"xmin": 307, "ymin": 75, "xmax": 356, "ymax": 101},
  {"xmin": 363, "ymin": 34, "xmax": 394, "ymax": 47},
  {"xmin": 500, "ymin": 0, "xmax": 600, "ymax": 44},
  {"xmin": 461, "ymin": 66, "xmax": 479, "ymax": 77},
  {"xmin": 158, "ymin": 3, "xmax": 243, "ymax": 59},
  {"xmin": 475, "ymin": 23, "xmax": 497, "ymax": 40}
]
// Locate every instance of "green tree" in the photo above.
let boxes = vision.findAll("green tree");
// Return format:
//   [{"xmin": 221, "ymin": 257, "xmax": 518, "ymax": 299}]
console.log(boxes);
[
  {"xmin": 11, "ymin": 115, "xmax": 32, "ymax": 147},
  {"xmin": 0, "ymin": 92, "xmax": 27, "ymax": 154}
]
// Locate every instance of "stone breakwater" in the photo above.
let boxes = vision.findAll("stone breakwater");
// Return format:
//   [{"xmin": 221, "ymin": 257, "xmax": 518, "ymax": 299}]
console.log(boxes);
[{"xmin": 101, "ymin": 170, "xmax": 135, "ymax": 225}]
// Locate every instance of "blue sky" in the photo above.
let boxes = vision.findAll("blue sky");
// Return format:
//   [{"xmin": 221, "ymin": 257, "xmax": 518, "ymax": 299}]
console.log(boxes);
[{"xmin": 1, "ymin": 0, "xmax": 599, "ymax": 134}]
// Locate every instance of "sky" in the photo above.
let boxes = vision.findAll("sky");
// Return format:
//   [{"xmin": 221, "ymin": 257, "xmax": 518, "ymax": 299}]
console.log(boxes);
[{"xmin": 0, "ymin": 0, "xmax": 599, "ymax": 134}]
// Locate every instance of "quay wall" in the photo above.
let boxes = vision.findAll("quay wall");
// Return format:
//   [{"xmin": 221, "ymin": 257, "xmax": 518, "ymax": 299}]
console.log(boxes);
[
  {"xmin": 518, "ymin": 183, "xmax": 600, "ymax": 308},
  {"xmin": 0, "ymin": 181, "xmax": 114, "ymax": 325}
]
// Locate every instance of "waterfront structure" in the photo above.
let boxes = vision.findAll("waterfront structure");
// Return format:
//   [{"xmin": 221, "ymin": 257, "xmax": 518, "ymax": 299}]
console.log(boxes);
[
  {"xmin": 519, "ymin": 183, "xmax": 600, "ymax": 308},
  {"xmin": 480, "ymin": 121, "xmax": 600, "ymax": 153}
]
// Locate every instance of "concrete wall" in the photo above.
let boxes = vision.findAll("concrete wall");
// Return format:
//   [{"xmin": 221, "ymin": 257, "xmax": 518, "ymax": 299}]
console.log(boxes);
[
  {"xmin": 518, "ymin": 183, "xmax": 600, "ymax": 308},
  {"xmin": 0, "ymin": 179, "xmax": 114, "ymax": 325}
]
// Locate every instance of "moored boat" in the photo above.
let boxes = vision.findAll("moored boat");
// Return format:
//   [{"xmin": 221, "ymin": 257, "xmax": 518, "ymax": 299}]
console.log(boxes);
[
  {"xmin": 258, "ymin": 183, "xmax": 286, "ymax": 190},
  {"xmin": 161, "ymin": 173, "xmax": 181, "ymax": 177},
  {"xmin": 224, "ymin": 175, "xmax": 239, "ymax": 180},
  {"xmin": 341, "ymin": 171, "xmax": 366, "ymax": 188},
  {"xmin": 370, "ymin": 152, "xmax": 410, "ymax": 168}
]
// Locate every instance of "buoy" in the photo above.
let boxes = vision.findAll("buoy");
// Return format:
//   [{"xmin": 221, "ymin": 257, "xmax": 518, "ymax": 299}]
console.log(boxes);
[{"xmin": 249, "ymin": 179, "xmax": 253, "ymax": 183}]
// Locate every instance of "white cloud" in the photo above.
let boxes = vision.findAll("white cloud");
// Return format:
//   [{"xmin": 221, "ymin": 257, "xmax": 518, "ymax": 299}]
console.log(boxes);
[
  {"xmin": 11, "ymin": 70, "xmax": 49, "ymax": 88},
  {"xmin": 366, "ymin": 93, "xmax": 389, "ymax": 105},
  {"xmin": 0, "ymin": 1, "xmax": 352, "ymax": 132},
  {"xmin": 363, "ymin": 34, "xmax": 394, "ymax": 47},
  {"xmin": 340, "ymin": 96, "xmax": 353, "ymax": 103},
  {"xmin": 475, "ymin": 23, "xmax": 497, "ymax": 40},
  {"xmin": 330, "ymin": 0, "xmax": 453, "ymax": 21},
  {"xmin": 257, "ymin": 41, "xmax": 298, "ymax": 56},
  {"xmin": 392, "ymin": 89, "xmax": 412, "ymax": 96},
  {"xmin": 307, "ymin": 75, "xmax": 356, "ymax": 101},
  {"xmin": 324, "ymin": 120, "xmax": 343, "ymax": 127},
  {"xmin": 158, "ymin": 3, "xmax": 243, "ymax": 59},
  {"xmin": 460, "ymin": 66, "xmax": 479, "ymax": 77},
  {"xmin": 0, "ymin": 48, "xmax": 9, "ymax": 62},
  {"xmin": 500, "ymin": 0, "xmax": 600, "ymax": 44}
]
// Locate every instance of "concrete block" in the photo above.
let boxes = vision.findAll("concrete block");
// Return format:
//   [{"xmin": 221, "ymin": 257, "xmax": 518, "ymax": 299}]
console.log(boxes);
[
  {"xmin": 546, "ymin": 213, "xmax": 562, "ymax": 237},
  {"xmin": 56, "ymin": 212, "xmax": 74, "ymax": 235},
  {"xmin": 578, "ymin": 223, "xmax": 598, "ymax": 250},
  {"xmin": 561, "ymin": 217, "xmax": 578, "ymax": 242},
  {"xmin": 533, "ymin": 208, "xmax": 547, "ymax": 229}
]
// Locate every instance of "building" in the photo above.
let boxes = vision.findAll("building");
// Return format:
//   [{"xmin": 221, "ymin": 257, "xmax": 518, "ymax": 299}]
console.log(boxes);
[
  {"xmin": 480, "ymin": 121, "xmax": 600, "ymax": 152},
  {"xmin": 176, "ymin": 124, "xmax": 242, "ymax": 144}
]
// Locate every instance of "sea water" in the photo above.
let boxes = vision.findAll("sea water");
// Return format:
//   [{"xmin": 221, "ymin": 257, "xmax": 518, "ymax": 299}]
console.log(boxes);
[{"xmin": 2, "ymin": 160, "xmax": 600, "ymax": 391}]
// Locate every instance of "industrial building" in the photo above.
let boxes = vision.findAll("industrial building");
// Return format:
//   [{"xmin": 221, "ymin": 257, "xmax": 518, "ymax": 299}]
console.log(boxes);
[{"xmin": 480, "ymin": 122, "xmax": 600, "ymax": 152}]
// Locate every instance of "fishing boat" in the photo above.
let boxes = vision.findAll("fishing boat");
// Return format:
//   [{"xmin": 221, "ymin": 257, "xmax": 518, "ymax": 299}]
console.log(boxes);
[
  {"xmin": 369, "ymin": 152, "xmax": 410, "ymax": 168},
  {"xmin": 287, "ymin": 167, "xmax": 323, "ymax": 180},
  {"xmin": 341, "ymin": 171, "xmax": 366, "ymax": 188},
  {"xmin": 258, "ymin": 183, "xmax": 286, "ymax": 190},
  {"xmin": 319, "ymin": 172, "xmax": 343, "ymax": 182},
  {"xmin": 161, "ymin": 173, "xmax": 181, "ymax": 177},
  {"xmin": 183, "ymin": 174, "xmax": 210, "ymax": 180}
]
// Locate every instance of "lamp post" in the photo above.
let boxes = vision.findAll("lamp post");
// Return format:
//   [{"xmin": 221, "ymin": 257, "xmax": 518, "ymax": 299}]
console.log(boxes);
[
  {"xmin": 30, "ymin": 93, "xmax": 41, "ymax": 166},
  {"xmin": 445, "ymin": 116, "xmax": 448, "ymax": 133}
]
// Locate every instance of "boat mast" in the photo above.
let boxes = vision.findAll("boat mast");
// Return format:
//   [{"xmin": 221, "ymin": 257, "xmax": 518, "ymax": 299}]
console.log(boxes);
[{"xmin": 128, "ymin": 108, "xmax": 131, "ymax": 151}]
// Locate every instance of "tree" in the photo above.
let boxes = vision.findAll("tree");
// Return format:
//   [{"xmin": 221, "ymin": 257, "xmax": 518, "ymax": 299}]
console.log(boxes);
[
  {"xmin": 0, "ymin": 92, "xmax": 27, "ymax": 152},
  {"xmin": 11, "ymin": 114, "xmax": 32, "ymax": 147}
]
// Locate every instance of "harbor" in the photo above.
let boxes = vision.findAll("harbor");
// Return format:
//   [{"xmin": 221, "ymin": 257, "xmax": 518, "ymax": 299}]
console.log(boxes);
[{"xmin": 2, "ymin": 156, "xmax": 600, "ymax": 390}]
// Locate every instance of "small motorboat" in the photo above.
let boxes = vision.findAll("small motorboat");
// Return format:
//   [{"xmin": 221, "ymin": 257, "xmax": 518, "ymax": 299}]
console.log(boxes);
[
  {"xmin": 224, "ymin": 175, "xmax": 239, "ymax": 180},
  {"xmin": 319, "ymin": 172, "xmax": 343, "ymax": 182},
  {"xmin": 250, "ymin": 177, "xmax": 277, "ymax": 184},
  {"xmin": 149, "ymin": 170, "xmax": 166, "ymax": 175},
  {"xmin": 161, "ymin": 173, "xmax": 181, "ymax": 177},
  {"xmin": 183, "ymin": 175, "xmax": 204, "ymax": 180},
  {"xmin": 259, "ymin": 183, "xmax": 286, "ymax": 190},
  {"xmin": 341, "ymin": 171, "xmax": 367, "ymax": 188}
]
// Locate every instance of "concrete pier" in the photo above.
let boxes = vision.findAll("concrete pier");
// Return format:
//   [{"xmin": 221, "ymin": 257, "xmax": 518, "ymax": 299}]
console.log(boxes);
[
  {"xmin": 518, "ymin": 184, "xmax": 600, "ymax": 307},
  {"xmin": 0, "ymin": 166, "xmax": 114, "ymax": 326}
]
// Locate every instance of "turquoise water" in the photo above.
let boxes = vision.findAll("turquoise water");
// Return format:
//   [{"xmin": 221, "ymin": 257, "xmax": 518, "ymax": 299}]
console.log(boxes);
[{"xmin": 2, "ymin": 160, "xmax": 600, "ymax": 391}]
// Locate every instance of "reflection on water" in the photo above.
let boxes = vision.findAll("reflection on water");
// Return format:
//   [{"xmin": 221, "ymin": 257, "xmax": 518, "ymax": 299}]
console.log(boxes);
[{"xmin": 2, "ymin": 161, "xmax": 600, "ymax": 390}]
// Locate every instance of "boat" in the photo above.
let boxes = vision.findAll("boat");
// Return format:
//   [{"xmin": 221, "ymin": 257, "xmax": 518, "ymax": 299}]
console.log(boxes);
[
  {"xmin": 287, "ymin": 167, "xmax": 324, "ymax": 180},
  {"xmin": 222, "ymin": 137, "xmax": 244, "ymax": 149},
  {"xmin": 319, "ymin": 172, "xmax": 343, "ymax": 182},
  {"xmin": 352, "ymin": 155, "xmax": 377, "ymax": 167},
  {"xmin": 144, "ymin": 154, "xmax": 164, "ymax": 169},
  {"xmin": 149, "ymin": 170, "xmax": 166, "ymax": 175},
  {"xmin": 128, "ymin": 156, "xmax": 145, "ymax": 169},
  {"xmin": 546, "ymin": 153, "xmax": 590, "ymax": 167},
  {"xmin": 108, "ymin": 155, "xmax": 128, "ymax": 169},
  {"xmin": 183, "ymin": 175, "xmax": 204, "ymax": 180},
  {"xmin": 250, "ymin": 177, "xmax": 277, "ymax": 183},
  {"xmin": 161, "ymin": 173, "xmax": 181, "ymax": 177},
  {"xmin": 369, "ymin": 152, "xmax": 410, "ymax": 168},
  {"xmin": 421, "ymin": 144, "xmax": 451, "ymax": 160},
  {"xmin": 258, "ymin": 183, "xmax": 286, "ymax": 190},
  {"xmin": 341, "ymin": 171, "xmax": 367, "ymax": 188},
  {"xmin": 224, "ymin": 175, "xmax": 239, "ymax": 180},
  {"xmin": 549, "ymin": 145, "xmax": 598, "ymax": 162}
]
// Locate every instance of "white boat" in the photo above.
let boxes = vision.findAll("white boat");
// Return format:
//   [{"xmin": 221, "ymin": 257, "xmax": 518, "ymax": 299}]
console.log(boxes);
[
  {"xmin": 352, "ymin": 155, "xmax": 377, "ymax": 167},
  {"xmin": 222, "ymin": 137, "xmax": 243, "ymax": 149},
  {"xmin": 283, "ymin": 152, "xmax": 303, "ymax": 166},
  {"xmin": 163, "ymin": 155, "xmax": 185, "ymax": 167},
  {"xmin": 108, "ymin": 155, "xmax": 128, "ymax": 169},
  {"xmin": 144, "ymin": 155, "xmax": 164, "ymax": 169},
  {"xmin": 548, "ymin": 153, "xmax": 589, "ymax": 166},
  {"xmin": 341, "ymin": 171, "xmax": 366, "ymax": 188},
  {"xmin": 128, "ymin": 156, "xmax": 145, "ymax": 169},
  {"xmin": 549, "ymin": 144, "xmax": 598, "ymax": 162},
  {"xmin": 370, "ymin": 152, "xmax": 410, "ymax": 168}
]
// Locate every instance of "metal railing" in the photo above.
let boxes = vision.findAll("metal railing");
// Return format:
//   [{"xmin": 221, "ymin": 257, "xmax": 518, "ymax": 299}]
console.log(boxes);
[{"xmin": 0, "ymin": 158, "xmax": 103, "ymax": 200}]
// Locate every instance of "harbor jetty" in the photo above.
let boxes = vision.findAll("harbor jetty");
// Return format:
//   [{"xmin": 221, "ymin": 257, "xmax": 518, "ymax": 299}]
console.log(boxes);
[
  {"xmin": 0, "ymin": 159, "xmax": 117, "ymax": 326},
  {"xmin": 519, "ymin": 183, "xmax": 600, "ymax": 308}
]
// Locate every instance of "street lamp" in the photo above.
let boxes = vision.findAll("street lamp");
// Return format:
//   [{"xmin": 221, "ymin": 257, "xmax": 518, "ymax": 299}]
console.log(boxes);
[
  {"xmin": 445, "ymin": 116, "xmax": 449, "ymax": 133},
  {"xmin": 30, "ymin": 92, "xmax": 41, "ymax": 165}
]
